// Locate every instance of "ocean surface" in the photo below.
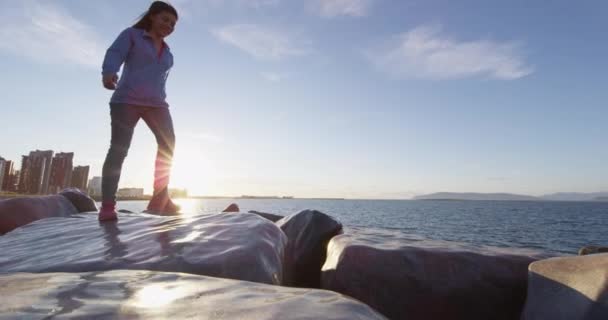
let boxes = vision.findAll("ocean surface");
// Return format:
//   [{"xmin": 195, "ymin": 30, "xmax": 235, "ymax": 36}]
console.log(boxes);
[{"xmin": 114, "ymin": 199, "xmax": 608, "ymax": 255}]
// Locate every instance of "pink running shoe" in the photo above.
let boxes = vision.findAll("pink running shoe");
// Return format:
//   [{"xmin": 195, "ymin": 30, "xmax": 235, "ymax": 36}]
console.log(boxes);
[
  {"xmin": 163, "ymin": 198, "xmax": 181, "ymax": 214},
  {"xmin": 98, "ymin": 201, "xmax": 118, "ymax": 221}
]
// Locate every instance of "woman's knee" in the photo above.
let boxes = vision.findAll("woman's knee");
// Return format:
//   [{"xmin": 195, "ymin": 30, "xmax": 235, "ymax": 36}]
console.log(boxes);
[
  {"xmin": 107, "ymin": 143, "xmax": 130, "ymax": 160},
  {"xmin": 158, "ymin": 133, "xmax": 175, "ymax": 154}
]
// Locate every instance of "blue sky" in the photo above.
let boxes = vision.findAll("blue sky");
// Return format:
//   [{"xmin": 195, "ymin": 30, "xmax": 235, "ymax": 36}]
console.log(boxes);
[{"xmin": 0, "ymin": 0, "xmax": 606, "ymax": 198}]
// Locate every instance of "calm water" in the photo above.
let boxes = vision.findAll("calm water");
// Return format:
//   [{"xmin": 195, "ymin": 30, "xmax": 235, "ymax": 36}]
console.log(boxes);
[{"xmin": 115, "ymin": 199, "xmax": 608, "ymax": 255}]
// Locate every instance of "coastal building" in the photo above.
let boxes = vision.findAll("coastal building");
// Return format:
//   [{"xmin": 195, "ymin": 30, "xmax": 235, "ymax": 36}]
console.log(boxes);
[
  {"xmin": 18, "ymin": 150, "xmax": 53, "ymax": 194},
  {"xmin": 70, "ymin": 166, "xmax": 90, "ymax": 192},
  {"xmin": 88, "ymin": 176, "xmax": 102, "ymax": 197},
  {"xmin": 48, "ymin": 152, "xmax": 74, "ymax": 194},
  {"xmin": 19, "ymin": 152, "xmax": 51, "ymax": 194},
  {"xmin": 0, "ymin": 157, "xmax": 5, "ymax": 190},
  {"xmin": 2, "ymin": 160, "xmax": 15, "ymax": 191},
  {"xmin": 1, "ymin": 160, "xmax": 14, "ymax": 191},
  {"xmin": 117, "ymin": 188, "xmax": 144, "ymax": 198}
]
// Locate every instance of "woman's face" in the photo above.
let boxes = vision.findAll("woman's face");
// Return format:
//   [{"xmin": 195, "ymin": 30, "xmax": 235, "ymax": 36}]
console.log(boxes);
[{"xmin": 150, "ymin": 11, "xmax": 177, "ymax": 38}]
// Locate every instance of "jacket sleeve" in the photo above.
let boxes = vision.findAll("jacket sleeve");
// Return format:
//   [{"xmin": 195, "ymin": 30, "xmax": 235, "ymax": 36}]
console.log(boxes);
[{"xmin": 101, "ymin": 28, "xmax": 132, "ymax": 76}]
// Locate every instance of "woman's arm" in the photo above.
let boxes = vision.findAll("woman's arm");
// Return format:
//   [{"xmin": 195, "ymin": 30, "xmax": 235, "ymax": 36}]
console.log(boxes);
[{"xmin": 101, "ymin": 28, "xmax": 132, "ymax": 90}]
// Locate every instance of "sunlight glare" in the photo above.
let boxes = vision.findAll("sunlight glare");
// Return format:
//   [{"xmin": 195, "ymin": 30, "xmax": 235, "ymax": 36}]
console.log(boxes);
[
  {"xmin": 132, "ymin": 283, "xmax": 190, "ymax": 308},
  {"xmin": 170, "ymin": 139, "xmax": 220, "ymax": 196}
]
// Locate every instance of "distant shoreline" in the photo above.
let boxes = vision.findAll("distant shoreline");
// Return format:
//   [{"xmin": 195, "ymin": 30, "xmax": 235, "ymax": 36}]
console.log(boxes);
[
  {"xmin": 1, "ymin": 193, "xmax": 606, "ymax": 202},
  {"xmin": 0, "ymin": 193, "xmax": 345, "ymax": 201}
]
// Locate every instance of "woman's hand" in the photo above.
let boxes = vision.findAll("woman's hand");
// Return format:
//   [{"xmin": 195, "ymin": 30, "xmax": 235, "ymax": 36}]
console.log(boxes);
[{"xmin": 102, "ymin": 74, "xmax": 119, "ymax": 90}]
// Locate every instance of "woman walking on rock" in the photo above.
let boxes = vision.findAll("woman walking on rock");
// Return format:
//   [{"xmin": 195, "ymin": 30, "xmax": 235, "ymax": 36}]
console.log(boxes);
[{"xmin": 99, "ymin": 1, "xmax": 180, "ymax": 221}]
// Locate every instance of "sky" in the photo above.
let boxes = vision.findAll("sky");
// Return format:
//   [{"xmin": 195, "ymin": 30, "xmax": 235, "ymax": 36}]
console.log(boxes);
[{"xmin": 0, "ymin": 0, "xmax": 607, "ymax": 199}]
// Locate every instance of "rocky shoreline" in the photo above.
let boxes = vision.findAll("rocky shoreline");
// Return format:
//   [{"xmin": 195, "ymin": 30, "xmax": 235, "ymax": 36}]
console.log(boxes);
[{"xmin": 0, "ymin": 189, "xmax": 606, "ymax": 319}]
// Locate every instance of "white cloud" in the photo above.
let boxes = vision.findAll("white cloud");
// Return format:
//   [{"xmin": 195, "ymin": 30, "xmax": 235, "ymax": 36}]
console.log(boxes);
[
  {"xmin": 260, "ymin": 72, "xmax": 285, "ymax": 82},
  {"xmin": 173, "ymin": 0, "xmax": 280, "ymax": 11},
  {"xmin": 368, "ymin": 25, "xmax": 534, "ymax": 80},
  {"xmin": 310, "ymin": 0, "xmax": 372, "ymax": 18},
  {"xmin": 0, "ymin": 2, "xmax": 104, "ymax": 68},
  {"xmin": 241, "ymin": 0, "xmax": 281, "ymax": 8},
  {"xmin": 212, "ymin": 24, "xmax": 310, "ymax": 60}
]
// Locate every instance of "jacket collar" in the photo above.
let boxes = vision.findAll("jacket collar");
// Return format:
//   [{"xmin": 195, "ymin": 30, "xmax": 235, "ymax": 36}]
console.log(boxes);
[{"xmin": 142, "ymin": 29, "xmax": 169, "ymax": 49}]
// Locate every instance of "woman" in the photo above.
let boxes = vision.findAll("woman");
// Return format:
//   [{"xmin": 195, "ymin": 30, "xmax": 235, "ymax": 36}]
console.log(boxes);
[{"xmin": 99, "ymin": 1, "xmax": 180, "ymax": 221}]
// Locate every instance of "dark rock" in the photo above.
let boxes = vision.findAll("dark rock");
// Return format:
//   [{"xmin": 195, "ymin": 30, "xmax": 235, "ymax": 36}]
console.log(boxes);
[
  {"xmin": 521, "ymin": 253, "xmax": 608, "ymax": 320},
  {"xmin": 321, "ymin": 227, "xmax": 553, "ymax": 320},
  {"xmin": 0, "ymin": 195, "xmax": 78, "ymax": 235},
  {"xmin": 578, "ymin": 246, "xmax": 608, "ymax": 256},
  {"xmin": 0, "ymin": 270, "xmax": 387, "ymax": 319},
  {"xmin": 277, "ymin": 209, "xmax": 343, "ymax": 288},
  {"xmin": 249, "ymin": 210, "xmax": 284, "ymax": 222},
  {"xmin": 0, "ymin": 212, "xmax": 287, "ymax": 285},
  {"xmin": 222, "ymin": 203, "xmax": 240, "ymax": 212},
  {"xmin": 59, "ymin": 188, "xmax": 98, "ymax": 212},
  {"xmin": 118, "ymin": 209, "xmax": 134, "ymax": 213}
]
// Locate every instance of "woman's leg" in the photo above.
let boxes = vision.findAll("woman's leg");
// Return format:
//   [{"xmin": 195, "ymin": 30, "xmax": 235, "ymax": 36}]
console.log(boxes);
[
  {"xmin": 101, "ymin": 104, "xmax": 141, "ymax": 205},
  {"xmin": 141, "ymin": 107, "xmax": 177, "ymax": 211}
]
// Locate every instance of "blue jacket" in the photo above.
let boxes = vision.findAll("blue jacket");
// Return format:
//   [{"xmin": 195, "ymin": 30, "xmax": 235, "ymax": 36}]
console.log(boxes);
[{"xmin": 102, "ymin": 27, "xmax": 173, "ymax": 108}]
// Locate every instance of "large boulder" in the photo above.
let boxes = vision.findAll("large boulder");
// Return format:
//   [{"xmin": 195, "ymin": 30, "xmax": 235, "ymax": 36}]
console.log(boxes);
[
  {"xmin": 222, "ymin": 203, "xmax": 240, "ymax": 212},
  {"xmin": 0, "ymin": 195, "xmax": 78, "ymax": 235},
  {"xmin": 578, "ymin": 246, "xmax": 608, "ymax": 256},
  {"xmin": 59, "ymin": 188, "xmax": 98, "ymax": 212},
  {"xmin": 0, "ymin": 212, "xmax": 287, "ymax": 285},
  {"xmin": 249, "ymin": 210, "xmax": 284, "ymax": 222},
  {"xmin": 0, "ymin": 270, "xmax": 388, "ymax": 319},
  {"xmin": 521, "ymin": 253, "xmax": 608, "ymax": 320},
  {"xmin": 277, "ymin": 209, "xmax": 343, "ymax": 288},
  {"xmin": 321, "ymin": 227, "xmax": 552, "ymax": 320}
]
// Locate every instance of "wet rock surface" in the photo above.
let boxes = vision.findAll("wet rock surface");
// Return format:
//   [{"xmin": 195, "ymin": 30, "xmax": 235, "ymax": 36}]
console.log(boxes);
[
  {"xmin": 59, "ymin": 188, "xmax": 98, "ymax": 213},
  {"xmin": 249, "ymin": 210, "xmax": 284, "ymax": 222},
  {"xmin": 578, "ymin": 245, "xmax": 608, "ymax": 256},
  {"xmin": 0, "ymin": 270, "xmax": 388, "ymax": 320},
  {"xmin": 278, "ymin": 210, "xmax": 343, "ymax": 288},
  {"xmin": 0, "ymin": 195, "xmax": 78, "ymax": 235},
  {"xmin": 321, "ymin": 226, "xmax": 553, "ymax": 320},
  {"xmin": 0, "ymin": 212, "xmax": 287, "ymax": 285},
  {"xmin": 521, "ymin": 253, "xmax": 608, "ymax": 320}
]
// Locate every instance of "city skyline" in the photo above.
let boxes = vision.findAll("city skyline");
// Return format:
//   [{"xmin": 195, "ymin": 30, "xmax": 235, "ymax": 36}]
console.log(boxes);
[
  {"xmin": 0, "ymin": 149, "xmax": 90, "ymax": 195},
  {"xmin": 1, "ymin": 1, "xmax": 607, "ymax": 198},
  {"xmin": 0, "ymin": 148, "xmax": 189, "ymax": 199}
]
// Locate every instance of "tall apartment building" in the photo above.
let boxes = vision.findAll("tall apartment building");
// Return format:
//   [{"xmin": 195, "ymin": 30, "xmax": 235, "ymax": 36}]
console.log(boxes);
[
  {"xmin": 0, "ymin": 157, "xmax": 5, "ymax": 190},
  {"xmin": 18, "ymin": 150, "xmax": 53, "ymax": 194},
  {"xmin": 19, "ymin": 155, "xmax": 45, "ymax": 194},
  {"xmin": 70, "ymin": 165, "xmax": 90, "ymax": 192},
  {"xmin": 48, "ymin": 152, "xmax": 74, "ymax": 194},
  {"xmin": 1, "ymin": 160, "xmax": 14, "ymax": 191}
]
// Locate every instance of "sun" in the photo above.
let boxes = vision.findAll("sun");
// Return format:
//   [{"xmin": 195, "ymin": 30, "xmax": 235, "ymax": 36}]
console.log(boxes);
[{"xmin": 169, "ymin": 141, "xmax": 219, "ymax": 196}]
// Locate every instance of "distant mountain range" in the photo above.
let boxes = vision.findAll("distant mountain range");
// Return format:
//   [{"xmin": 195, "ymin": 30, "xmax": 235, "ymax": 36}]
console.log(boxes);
[
  {"xmin": 414, "ymin": 193, "xmax": 539, "ymax": 201},
  {"xmin": 414, "ymin": 192, "xmax": 608, "ymax": 201},
  {"xmin": 540, "ymin": 192, "xmax": 608, "ymax": 202}
]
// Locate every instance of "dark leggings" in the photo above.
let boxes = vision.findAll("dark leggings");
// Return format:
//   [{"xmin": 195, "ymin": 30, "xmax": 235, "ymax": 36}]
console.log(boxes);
[{"xmin": 101, "ymin": 103, "xmax": 175, "ymax": 203}]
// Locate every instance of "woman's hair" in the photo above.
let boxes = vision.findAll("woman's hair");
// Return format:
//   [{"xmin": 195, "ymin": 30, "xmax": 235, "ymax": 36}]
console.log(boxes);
[{"xmin": 133, "ymin": 1, "xmax": 178, "ymax": 30}]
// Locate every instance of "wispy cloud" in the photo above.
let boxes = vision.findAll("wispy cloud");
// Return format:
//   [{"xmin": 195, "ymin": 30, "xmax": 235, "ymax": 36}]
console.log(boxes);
[
  {"xmin": 368, "ymin": 24, "xmax": 534, "ymax": 80},
  {"xmin": 310, "ymin": 0, "xmax": 373, "ymax": 18},
  {"xmin": 240, "ymin": 0, "xmax": 281, "ymax": 8},
  {"xmin": 0, "ymin": 1, "xmax": 104, "ymax": 68},
  {"xmin": 211, "ymin": 24, "xmax": 310, "ymax": 60},
  {"xmin": 173, "ymin": 0, "xmax": 280, "ymax": 13},
  {"xmin": 260, "ymin": 72, "xmax": 286, "ymax": 82}
]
